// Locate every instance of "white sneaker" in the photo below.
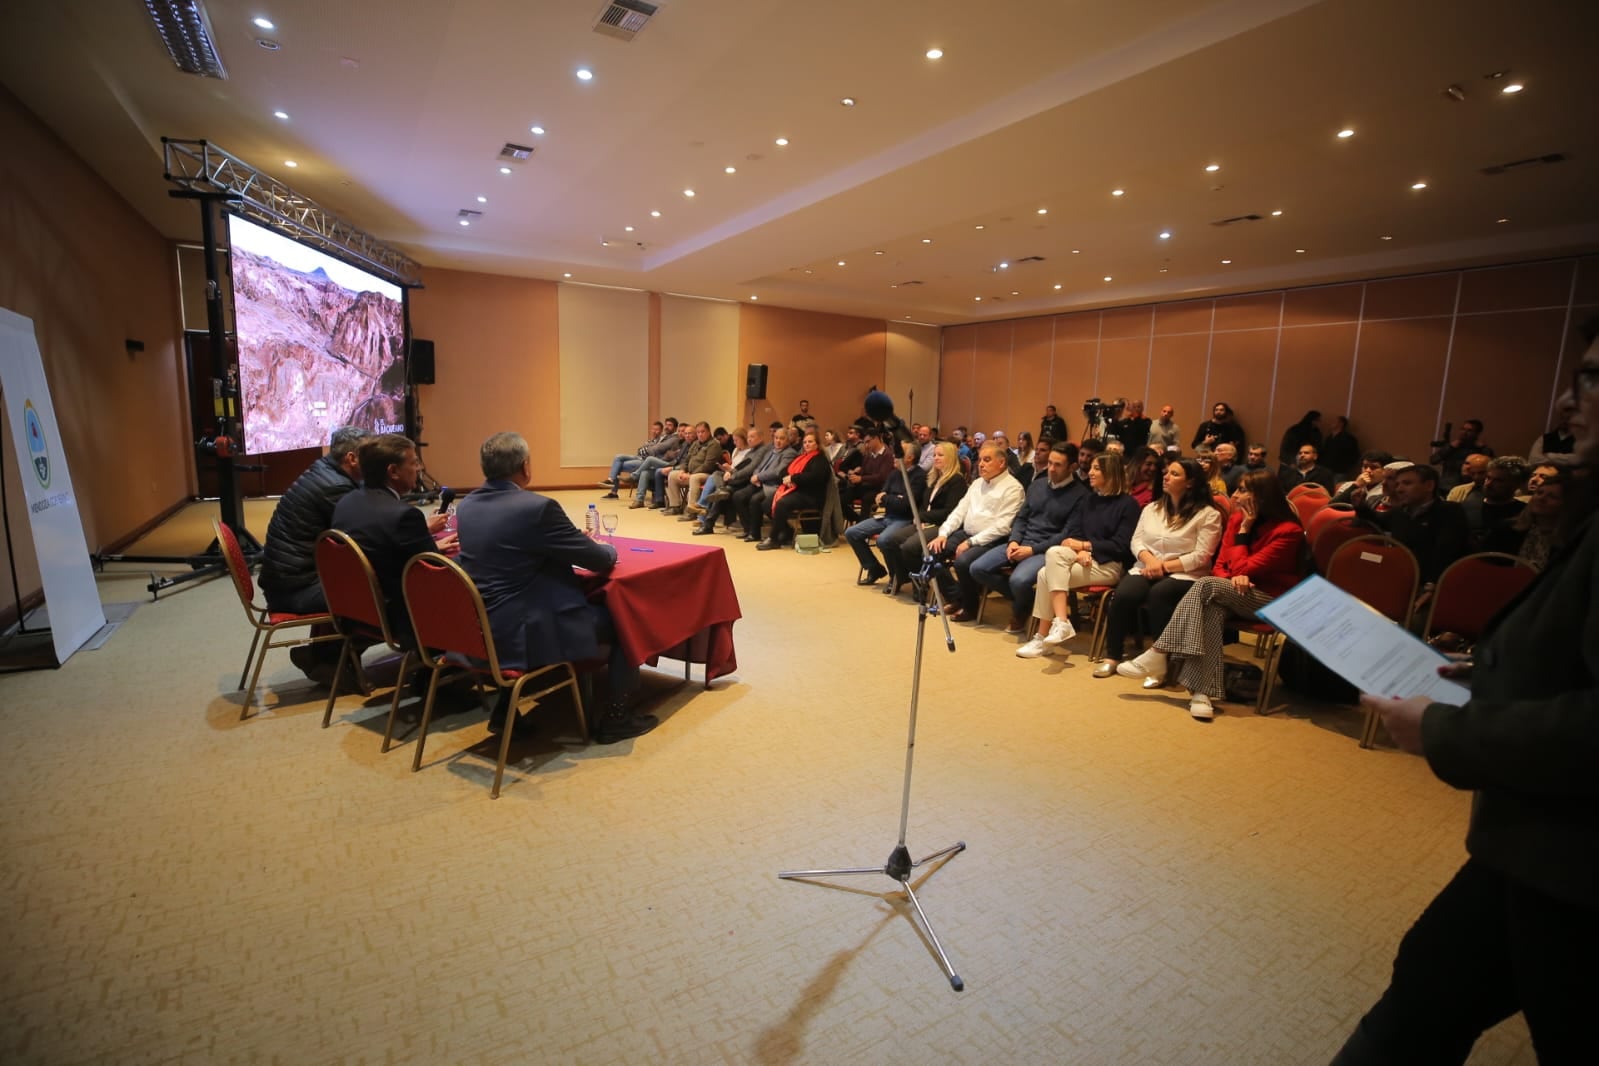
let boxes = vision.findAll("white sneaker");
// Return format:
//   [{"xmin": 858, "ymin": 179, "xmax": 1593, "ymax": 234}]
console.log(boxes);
[
  {"xmin": 1040, "ymin": 617, "xmax": 1076, "ymax": 645},
  {"xmin": 1015, "ymin": 638, "xmax": 1052, "ymax": 659},
  {"xmin": 1189, "ymin": 693, "xmax": 1215, "ymax": 720},
  {"xmin": 1116, "ymin": 647, "xmax": 1168, "ymax": 680}
]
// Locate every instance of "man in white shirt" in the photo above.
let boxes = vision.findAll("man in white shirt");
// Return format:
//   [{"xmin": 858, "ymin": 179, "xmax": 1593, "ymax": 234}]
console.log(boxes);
[{"xmin": 925, "ymin": 442, "xmax": 1025, "ymax": 622}]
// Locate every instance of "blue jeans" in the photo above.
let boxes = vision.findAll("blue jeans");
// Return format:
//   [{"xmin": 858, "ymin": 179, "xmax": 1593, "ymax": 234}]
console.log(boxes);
[
  {"xmin": 632, "ymin": 457, "xmax": 672, "ymax": 501},
  {"xmin": 607, "ymin": 454, "xmax": 641, "ymax": 482},
  {"xmin": 844, "ymin": 517, "xmax": 908, "ymax": 575},
  {"xmin": 970, "ymin": 545, "xmax": 1047, "ymax": 622}
]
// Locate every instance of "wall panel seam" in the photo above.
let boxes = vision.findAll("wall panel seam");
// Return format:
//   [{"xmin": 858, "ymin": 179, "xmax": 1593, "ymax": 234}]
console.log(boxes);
[{"xmin": 1435, "ymin": 273, "xmax": 1465, "ymax": 440}]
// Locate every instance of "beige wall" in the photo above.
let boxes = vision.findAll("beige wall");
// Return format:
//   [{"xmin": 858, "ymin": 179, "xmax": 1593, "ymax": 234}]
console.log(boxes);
[
  {"xmin": 737, "ymin": 305, "xmax": 886, "ymax": 438},
  {"xmin": 941, "ymin": 256, "xmax": 1599, "ymax": 463},
  {"xmin": 661, "ymin": 295, "xmax": 740, "ymax": 433},
  {"xmin": 884, "ymin": 323, "xmax": 940, "ymax": 428},
  {"xmin": 0, "ymin": 87, "xmax": 188, "ymax": 622},
  {"xmin": 557, "ymin": 284, "xmax": 649, "ymax": 468}
]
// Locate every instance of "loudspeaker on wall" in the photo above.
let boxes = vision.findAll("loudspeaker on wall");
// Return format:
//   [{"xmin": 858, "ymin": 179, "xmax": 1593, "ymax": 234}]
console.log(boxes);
[
  {"xmin": 746, "ymin": 362, "xmax": 768, "ymax": 400},
  {"xmin": 410, "ymin": 339, "xmax": 435, "ymax": 385}
]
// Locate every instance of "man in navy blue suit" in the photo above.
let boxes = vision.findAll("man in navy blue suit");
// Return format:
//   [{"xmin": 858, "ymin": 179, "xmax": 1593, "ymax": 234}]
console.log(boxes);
[{"xmin": 456, "ymin": 432, "xmax": 656, "ymax": 744}]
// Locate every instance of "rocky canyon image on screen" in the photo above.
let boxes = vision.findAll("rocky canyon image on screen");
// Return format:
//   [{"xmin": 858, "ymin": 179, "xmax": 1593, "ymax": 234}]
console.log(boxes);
[{"xmin": 230, "ymin": 222, "xmax": 406, "ymax": 454}]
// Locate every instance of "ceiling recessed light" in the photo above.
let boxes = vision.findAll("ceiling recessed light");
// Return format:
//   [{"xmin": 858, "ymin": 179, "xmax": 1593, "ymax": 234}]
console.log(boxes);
[
  {"xmin": 1103, "ymin": 276, "xmax": 1113, "ymax": 282},
  {"xmin": 1497, "ymin": 217, "xmax": 1510, "ymax": 223},
  {"xmin": 499, "ymin": 166, "xmax": 512, "ymax": 174},
  {"xmin": 999, "ymin": 262, "xmax": 1009, "ymax": 269},
  {"xmin": 683, "ymin": 188, "xmax": 695, "ymax": 197},
  {"xmin": 925, "ymin": 48, "xmax": 943, "ymax": 60},
  {"xmin": 476, "ymin": 195, "xmax": 487, "ymax": 203},
  {"xmin": 775, "ymin": 137, "xmax": 789, "ymax": 147},
  {"xmin": 530, "ymin": 125, "xmax": 545, "ymax": 135},
  {"xmin": 974, "ymin": 224, "xmax": 985, "ymax": 230},
  {"xmin": 458, "ymin": 219, "xmax": 470, "ymax": 227},
  {"xmin": 1158, "ymin": 231, "xmax": 1171, "ymax": 240},
  {"xmin": 563, "ymin": 272, "xmax": 572, "ymax": 278},
  {"xmin": 1111, "ymin": 189, "xmax": 1125, "ymax": 197},
  {"xmin": 252, "ymin": 17, "xmax": 274, "ymax": 30},
  {"xmin": 1270, "ymin": 209, "xmax": 1283, "ymax": 217},
  {"xmin": 1205, "ymin": 164, "xmax": 1221, "ymax": 173},
  {"xmin": 1010, "ymin": 291, "xmax": 1020, "ymax": 296},
  {"xmin": 1159, "ymin": 267, "xmax": 1169, "ymax": 273},
  {"xmin": 601, "ymin": 241, "xmax": 609, "ymax": 247},
  {"xmin": 890, "ymin": 284, "xmax": 898, "ymax": 289},
  {"xmin": 576, "ymin": 68, "xmax": 594, "ymax": 81},
  {"xmin": 272, "ymin": 110, "xmax": 289, "ymax": 120},
  {"xmin": 840, "ymin": 97, "xmax": 856, "ymax": 107},
  {"xmin": 1337, "ymin": 128, "xmax": 1355, "ymax": 138},
  {"xmin": 837, "ymin": 260, "xmax": 846, "ymax": 266},
  {"xmin": 1053, "ymin": 283, "xmax": 1062, "ymax": 290},
  {"xmin": 749, "ymin": 295, "xmax": 758, "ymax": 301},
  {"xmin": 650, "ymin": 210, "xmax": 661, "ymax": 217},
  {"xmin": 283, "ymin": 159, "xmax": 298, "ymax": 168},
  {"xmin": 1221, "ymin": 259, "xmax": 1232, "ymax": 264},
  {"xmin": 1502, "ymin": 82, "xmax": 1524, "ymax": 94},
  {"xmin": 725, "ymin": 166, "xmax": 736, "ymax": 174},
  {"xmin": 1380, "ymin": 235, "xmax": 1393, "ymax": 240},
  {"xmin": 1411, "ymin": 181, "xmax": 1428, "ymax": 190},
  {"xmin": 624, "ymin": 225, "xmax": 634, "ymax": 232},
  {"xmin": 874, "ymin": 250, "xmax": 884, "ymax": 255},
  {"xmin": 256, "ymin": 38, "xmax": 280, "ymax": 50},
  {"xmin": 1071, "ymin": 249, "xmax": 1080, "ymax": 254},
  {"xmin": 921, "ymin": 238, "xmax": 932, "ymax": 244},
  {"xmin": 1295, "ymin": 248, "xmax": 1306, "ymax": 253},
  {"xmin": 1037, "ymin": 208, "xmax": 1048, "ymax": 214}
]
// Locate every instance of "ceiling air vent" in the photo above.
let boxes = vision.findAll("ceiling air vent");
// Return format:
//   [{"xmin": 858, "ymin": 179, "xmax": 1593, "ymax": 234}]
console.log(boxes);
[
  {"xmin": 898, "ymin": 280, "xmax": 924, "ymax": 287},
  {"xmin": 144, "ymin": 0, "xmax": 228, "ymax": 78},
  {"xmin": 500, "ymin": 143, "xmax": 535, "ymax": 161},
  {"xmin": 1015, "ymin": 256, "xmax": 1046, "ymax": 263},
  {"xmin": 593, "ymin": 0, "xmax": 659, "ymax": 42},
  {"xmin": 457, "ymin": 209, "xmax": 483, "ymax": 220},
  {"xmin": 1210, "ymin": 213, "xmax": 1263, "ymax": 226},
  {"xmin": 1480, "ymin": 152, "xmax": 1566, "ymax": 176}
]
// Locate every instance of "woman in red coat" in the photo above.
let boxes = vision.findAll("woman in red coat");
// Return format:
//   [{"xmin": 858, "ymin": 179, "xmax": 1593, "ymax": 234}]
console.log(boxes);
[
  {"xmin": 762, "ymin": 430, "xmax": 831, "ymax": 550},
  {"xmin": 1115, "ymin": 469, "xmax": 1305, "ymax": 719}
]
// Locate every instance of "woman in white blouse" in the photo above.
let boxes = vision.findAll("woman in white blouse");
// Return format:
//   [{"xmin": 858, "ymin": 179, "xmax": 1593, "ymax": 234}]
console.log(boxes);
[{"xmin": 1093, "ymin": 458, "xmax": 1224, "ymax": 678}]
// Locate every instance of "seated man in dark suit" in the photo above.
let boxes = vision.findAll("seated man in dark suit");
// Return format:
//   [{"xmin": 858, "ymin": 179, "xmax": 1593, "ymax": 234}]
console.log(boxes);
[
  {"xmin": 456, "ymin": 432, "xmax": 656, "ymax": 744},
  {"xmin": 1362, "ymin": 463, "xmax": 1469, "ymax": 601},
  {"xmin": 330, "ymin": 433, "xmax": 454, "ymax": 640}
]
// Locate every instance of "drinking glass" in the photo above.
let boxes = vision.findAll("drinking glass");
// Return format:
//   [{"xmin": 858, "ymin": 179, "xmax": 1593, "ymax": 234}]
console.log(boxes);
[{"xmin": 601, "ymin": 513, "xmax": 619, "ymax": 541}]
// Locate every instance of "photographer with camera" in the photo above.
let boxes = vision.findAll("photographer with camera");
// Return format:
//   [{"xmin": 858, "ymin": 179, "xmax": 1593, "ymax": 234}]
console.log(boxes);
[{"xmin": 1107, "ymin": 399, "xmax": 1151, "ymax": 450}]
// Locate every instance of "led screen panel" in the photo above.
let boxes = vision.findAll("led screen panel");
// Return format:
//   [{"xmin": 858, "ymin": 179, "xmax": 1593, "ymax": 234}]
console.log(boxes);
[{"xmin": 228, "ymin": 214, "xmax": 407, "ymax": 453}]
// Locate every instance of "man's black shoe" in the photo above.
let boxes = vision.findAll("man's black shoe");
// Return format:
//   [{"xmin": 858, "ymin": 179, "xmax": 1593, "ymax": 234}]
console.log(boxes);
[
  {"xmin": 857, "ymin": 568, "xmax": 886, "ymax": 586},
  {"xmin": 592, "ymin": 712, "xmax": 659, "ymax": 744},
  {"xmin": 692, "ymin": 525, "xmax": 715, "ymax": 536}
]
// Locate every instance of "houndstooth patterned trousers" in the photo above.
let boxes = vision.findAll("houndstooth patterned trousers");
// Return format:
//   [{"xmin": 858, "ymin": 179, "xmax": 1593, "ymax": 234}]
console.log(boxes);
[{"xmin": 1155, "ymin": 576, "xmax": 1274, "ymax": 699}]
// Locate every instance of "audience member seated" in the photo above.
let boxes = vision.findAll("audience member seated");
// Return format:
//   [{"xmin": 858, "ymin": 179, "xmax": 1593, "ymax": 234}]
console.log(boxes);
[
  {"xmin": 990, "ymin": 431, "xmax": 1026, "ymax": 482},
  {"xmin": 1126, "ymin": 445, "xmax": 1163, "ymax": 505},
  {"xmin": 695, "ymin": 426, "xmax": 771, "ymax": 534},
  {"xmin": 1280, "ymin": 443, "xmax": 1336, "ymax": 491},
  {"xmin": 916, "ymin": 442, "xmax": 1023, "ymax": 620},
  {"xmin": 735, "ymin": 427, "xmax": 797, "ymax": 543},
  {"xmin": 690, "ymin": 427, "xmax": 749, "ymax": 517},
  {"xmin": 1093, "ymin": 458, "xmax": 1225, "ymax": 678},
  {"xmin": 915, "ymin": 424, "xmax": 937, "ymax": 472},
  {"xmin": 1463, "ymin": 456, "xmax": 1528, "ymax": 548},
  {"xmin": 1148, "ymin": 405, "xmax": 1182, "ymax": 452},
  {"xmin": 1321, "ymin": 415, "xmax": 1361, "ymax": 479},
  {"xmin": 1445, "ymin": 453, "xmax": 1492, "ymax": 503},
  {"xmin": 627, "ymin": 422, "xmax": 687, "ymax": 507},
  {"xmin": 664, "ymin": 421, "xmax": 724, "ymax": 515},
  {"xmin": 1431, "ymin": 418, "xmax": 1495, "ymax": 491},
  {"xmin": 1040, "ymin": 404, "xmax": 1069, "ymax": 446},
  {"xmin": 1484, "ymin": 472, "xmax": 1565, "ymax": 571},
  {"xmin": 1015, "ymin": 452, "xmax": 1140, "ymax": 658},
  {"xmin": 1115, "ymin": 469, "xmax": 1305, "ymax": 720},
  {"xmin": 1523, "ymin": 461, "xmax": 1561, "ymax": 499},
  {"xmin": 1528, "ymin": 402, "xmax": 1577, "ymax": 465},
  {"xmin": 883, "ymin": 441, "xmax": 967, "ymax": 595},
  {"xmin": 1028, "ymin": 438, "xmax": 1053, "ymax": 483},
  {"xmin": 1278, "ymin": 410, "xmax": 1323, "ymax": 465},
  {"xmin": 259, "ymin": 425, "xmax": 371, "ymax": 682},
  {"xmin": 1333, "ymin": 450, "xmax": 1395, "ymax": 506},
  {"xmin": 601, "ymin": 419, "xmax": 670, "ymax": 496},
  {"xmin": 762, "ymin": 431, "xmax": 831, "ymax": 550},
  {"xmin": 822, "ymin": 429, "xmax": 844, "ymax": 463},
  {"xmin": 331, "ymin": 434, "xmax": 456, "ymax": 639},
  {"xmin": 1016, "ymin": 432, "xmax": 1036, "ymax": 468},
  {"xmin": 840, "ymin": 430, "xmax": 894, "ymax": 523},
  {"xmin": 456, "ymin": 432, "xmax": 655, "ymax": 743},
  {"xmin": 1108, "ymin": 400, "xmax": 1152, "ymax": 451},
  {"xmin": 1212, "ymin": 442, "xmax": 1246, "ymax": 494},
  {"xmin": 1192, "ymin": 402, "xmax": 1246, "ymax": 451},
  {"xmin": 1195, "ymin": 447, "xmax": 1228, "ymax": 496},
  {"xmin": 970, "ymin": 442, "xmax": 1086, "ymax": 634},
  {"xmin": 1075, "ymin": 438, "xmax": 1106, "ymax": 486},
  {"xmin": 847, "ymin": 440, "xmax": 927, "ymax": 585},
  {"xmin": 1362, "ymin": 463, "xmax": 1469, "ymax": 589},
  {"xmin": 833, "ymin": 425, "xmax": 864, "ymax": 476}
]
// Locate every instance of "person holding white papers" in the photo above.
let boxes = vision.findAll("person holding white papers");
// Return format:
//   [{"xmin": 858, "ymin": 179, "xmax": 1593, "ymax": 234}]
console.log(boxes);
[
  {"xmin": 1331, "ymin": 319, "xmax": 1599, "ymax": 1064},
  {"xmin": 1114, "ymin": 469, "xmax": 1305, "ymax": 719}
]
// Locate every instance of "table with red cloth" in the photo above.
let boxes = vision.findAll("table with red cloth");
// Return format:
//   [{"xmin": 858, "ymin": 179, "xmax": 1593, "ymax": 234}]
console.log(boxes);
[{"xmin": 581, "ymin": 536, "xmax": 741, "ymax": 684}]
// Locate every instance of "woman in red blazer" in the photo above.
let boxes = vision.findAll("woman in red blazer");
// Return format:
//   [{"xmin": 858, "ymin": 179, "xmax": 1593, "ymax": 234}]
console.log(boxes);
[{"xmin": 1116, "ymin": 469, "xmax": 1305, "ymax": 719}]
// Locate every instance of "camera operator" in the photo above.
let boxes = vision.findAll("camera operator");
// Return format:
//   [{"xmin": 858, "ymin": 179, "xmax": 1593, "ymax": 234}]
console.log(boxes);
[{"xmin": 1107, "ymin": 399, "xmax": 1151, "ymax": 450}]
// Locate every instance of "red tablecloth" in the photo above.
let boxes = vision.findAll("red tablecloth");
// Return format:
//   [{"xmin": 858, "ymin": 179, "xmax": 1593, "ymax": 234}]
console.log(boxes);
[{"xmin": 584, "ymin": 536, "xmax": 741, "ymax": 682}]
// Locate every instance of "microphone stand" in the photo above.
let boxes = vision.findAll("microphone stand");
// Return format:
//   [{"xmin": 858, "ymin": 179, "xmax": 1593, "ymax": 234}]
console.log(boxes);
[{"xmin": 779, "ymin": 443, "xmax": 968, "ymax": 991}]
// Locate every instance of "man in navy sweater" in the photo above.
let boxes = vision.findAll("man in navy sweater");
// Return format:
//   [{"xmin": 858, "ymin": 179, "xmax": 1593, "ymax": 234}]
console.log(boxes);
[{"xmin": 970, "ymin": 442, "xmax": 1088, "ymax": 633}]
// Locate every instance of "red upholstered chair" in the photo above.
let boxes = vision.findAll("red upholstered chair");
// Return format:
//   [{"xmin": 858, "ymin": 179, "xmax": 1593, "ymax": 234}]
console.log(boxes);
[
  {"xmin": 1424, "ymin": 552, "xmax": 1536, "ymax": 644},
  {"xmin": 1323, "ymin": 535, "xmax": 1423, "ymax": 748},
  {"xmin": 314, "ymin": 531, "xmax": 416, "ymax": 738},
  {"xmin": 213, "ymin": 518, "xmax": 338, "ymax": 718},
  {"xmin": 401, "ymin": 553, "xmax": 585, "ymax": 799},
  {"xmin": 1286, "ymin": 481, "xmax": 1328, "ymax": 500},
  {"xmin": 1312, "ymin": 517, "xmax": 1374, "ymax": 575},
  {"xmin": 1289, "ymin": 488, "xmax": 1331, "ymax": 526},
  {"xmin": 1212, "ymin": 494, "xmax": 1232, "ymax": 515},
  {"xmin": 1306, "ymin": 506, "xmax": 1355, "ymax": 558}
]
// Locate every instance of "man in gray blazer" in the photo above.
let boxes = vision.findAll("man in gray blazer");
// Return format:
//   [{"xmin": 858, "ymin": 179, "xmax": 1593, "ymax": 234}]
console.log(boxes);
[{"xmin": 456, "ymin": 432, "xmax": 656, "ymax": 744}]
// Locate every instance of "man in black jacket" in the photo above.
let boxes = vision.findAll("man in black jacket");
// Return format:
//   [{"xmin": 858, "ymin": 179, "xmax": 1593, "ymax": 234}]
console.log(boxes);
[{"xmin": 259, "ymin": 426, "xmax": 371, "ymax": 617}]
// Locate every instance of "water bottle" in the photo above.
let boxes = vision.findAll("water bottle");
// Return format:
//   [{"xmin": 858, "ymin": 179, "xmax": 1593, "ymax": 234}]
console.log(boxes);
[{"xmin": 586, "ymin": 503, "xmax": 599, "ymax": 539}]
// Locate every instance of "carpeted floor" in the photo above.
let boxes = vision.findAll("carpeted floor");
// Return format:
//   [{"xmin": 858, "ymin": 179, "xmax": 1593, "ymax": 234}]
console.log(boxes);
[{"xmin": 0, "ymin": 494, "xmax": 1532, "ymax": 1064}]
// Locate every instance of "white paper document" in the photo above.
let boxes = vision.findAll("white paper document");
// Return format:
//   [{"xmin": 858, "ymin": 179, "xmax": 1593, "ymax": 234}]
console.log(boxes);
[{"xmin": 1255, "ymin": 575, "xmax": 1471, "ymax": 706}]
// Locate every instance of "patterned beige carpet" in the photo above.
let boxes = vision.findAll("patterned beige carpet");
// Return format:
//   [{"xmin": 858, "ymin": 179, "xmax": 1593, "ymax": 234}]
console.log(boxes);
[{"xmin": 0, "ymin": 495, "xmax": 1532, "ymax": 1064}]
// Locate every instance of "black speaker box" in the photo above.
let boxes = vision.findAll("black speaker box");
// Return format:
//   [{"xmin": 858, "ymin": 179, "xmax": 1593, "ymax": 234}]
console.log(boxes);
[
  {"xmin": 410, "ymin": 339, "xmax": 435, "ymax": 385},
  {"xmin": 746, "ymin": 363, "xmax": 768, "ymax": 400}
]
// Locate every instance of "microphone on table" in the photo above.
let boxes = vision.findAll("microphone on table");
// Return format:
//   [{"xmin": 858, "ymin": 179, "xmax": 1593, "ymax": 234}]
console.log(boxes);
[{"xmin": 435, "ymin": 486, "xmax": 455, "ymax": 514}]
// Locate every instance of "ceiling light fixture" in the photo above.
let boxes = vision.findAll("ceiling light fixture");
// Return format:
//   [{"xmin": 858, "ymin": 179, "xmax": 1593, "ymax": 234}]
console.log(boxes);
[
  {"xmin": 1053, "ymin": 284, "xmax": 1062, "ymax": 290},
  {"xmin": 1111, "ymin": 189, "xmax": 1125, "ymax": 197},
  {"xmin": 749, "ymin": 295, "xmax": 758, "ymax": 301},
  {"xmin": 252, "ymin": 16, "xmax": 274, "ymax": 30},
  {"xmin": 476, "ymin": 195, "xmax": 486, "ymax": 203},
  {"xmin": 1221, "ymin": 259, "xmax": 1232, "ymax": 264},
  {"xmin": 1158, "ymin": 231, "xmax": 1171, "ymax": 240},
  {"xmin": 1037, "ymin": 207, "xmax": 1048, "ymax": 214},
  {"xmin": 459, "ymin": 219, "xmax": 470, "ymax": 227},
  {"xmin": 601, "ymin": 241, "xmax": 609, "ymax": 247},
  {"xmin": 147, "ymin": 0, "xmax": 229, "ymax": 78},
  {"xmin": 1011, "ymin": 291, "xmax": 1020, "ymax": 296},
  {"xmin": 272, "ymin": 110, "xmax": 289, "ymax": 120},
  {"xmin": 1502, "ymin": 82, "xmax": 1524, "ymax": 94},
  {"xmin": 1337, "ymin": 128, "xmax": 1355, "ymax": 138},
  {"xmin": 925, "ymin": 48, "xmax": 943, "ymax": 59},
  {"xmin": 1270, "ymin": 209, "xmax": 1283, "ymax": 217},
  {"xmin": 725, "ymin": 166, "xmax": 736, "ymax": 174},
  {"xmin": 683, "ymin": 188, "xmax": 695, "ymax": 197},
  {"xmin": 576, "ymin": 68, "xmax": 594, "ymax": 81},
  {"xmin": 624, "ymin": 226, "xmax": 634, "ymax": 232},
  {"xmin": 974, "ymin": 224, "xmax": 985, "ymax": 230},
  {"xmin": 650, "ymin": 210, "xmax": 661, "ymax": 217},
  {"xmin": 1411, "ymin": 181, "xmax": 1428, "ymax": 190},
  {"xmin": 283, "ymin": 159, "xmax": 298, "ymax": 168},
  {"xmin": 499, "ymin": 166, "xmax": 512, "ymax": 174},
  {"xmin": 1205, "ymin": 163, "xmax": 1220, "ymax": 172},
  {"xmin": 999, "ymin": 262, "xmax": 1009, "ymax": 269},
  {"xmin": 1071, "ymin": 249, "xmax": 1080, "ymax": 254},
  {"xmin": 1497, "ymin": 217, "xmax": 1510, "ymax": 223},
  {"xmin": 874, "ymin": 250, "xmax": 884, "ymax": 255},
  {"xmin": 973, "ymin": 296, "xmax": 982, "ymax": 301},
  {"xmin": 1380, "ymin": 235, "xmax": 1393, "ymax": 240},
  {"xmin": 530, "ymin": 125, "xmax": 545, "ymax": 135},
  {"xmin": 563, "ymin": 272, "xmax": 572, "ymax": 278},
  {"xmin": 775, "ymin": 137, "xmax": 789, "ymax": 146},
  {"xmin": 921, "ymin": 238, "xmax": 932, "ymax": 244},
  {"xmin": 840, "ymin": 97, "xmax": 856, "ymax": 107},
  {"xmin": 1103, "ymin": 276, "xmax": 1113, "ymax": 282},
  {"xmin": 1296, "ymin": 248, "xmax": 1306, "ymax": 253},
  {"xmin": 837, "ymin": 260, "xmax": 846, "ymax": 266}
]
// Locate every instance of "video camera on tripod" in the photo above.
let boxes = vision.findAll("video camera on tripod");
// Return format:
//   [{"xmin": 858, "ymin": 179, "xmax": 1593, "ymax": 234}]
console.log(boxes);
[{"xmin": 1082, "ymin": 397, "xmax": 1124, "ymax": 441}]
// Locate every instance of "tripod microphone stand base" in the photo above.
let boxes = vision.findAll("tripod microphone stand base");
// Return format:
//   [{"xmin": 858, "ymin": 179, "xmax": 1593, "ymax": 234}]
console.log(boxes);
[{"xmin": 779, "ymin": 840, "xmax": 968, "ymax": 991}]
